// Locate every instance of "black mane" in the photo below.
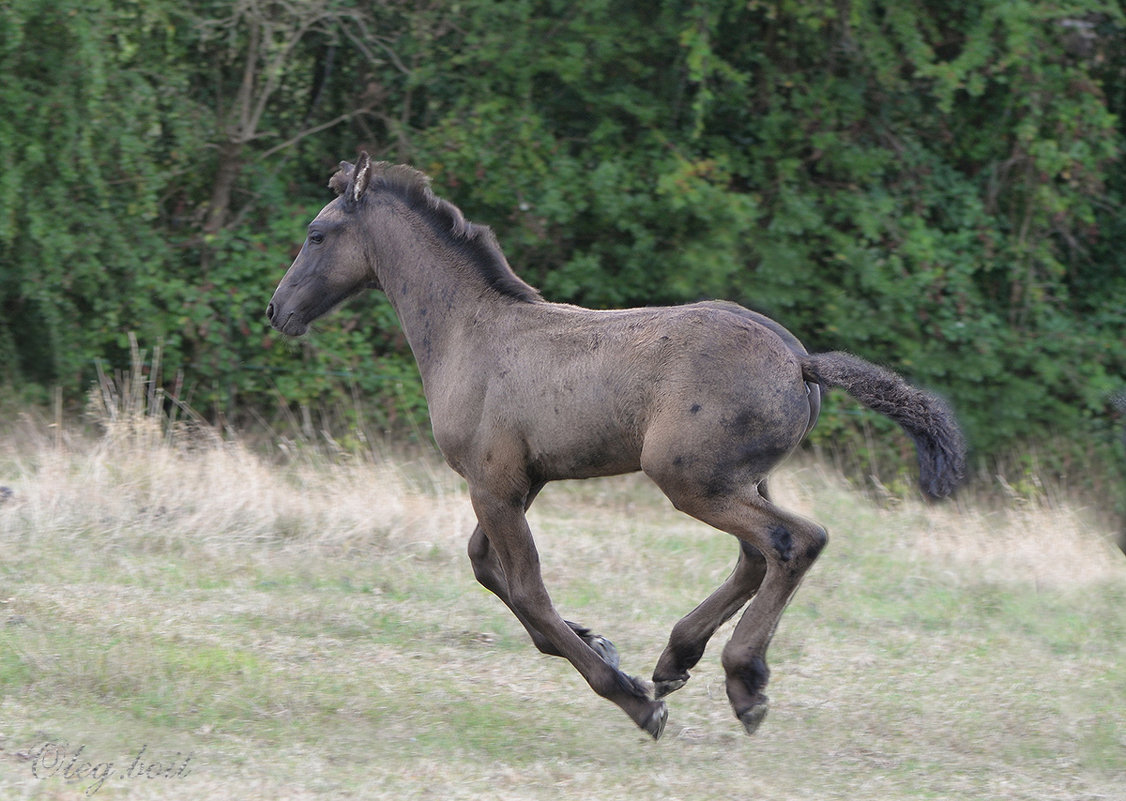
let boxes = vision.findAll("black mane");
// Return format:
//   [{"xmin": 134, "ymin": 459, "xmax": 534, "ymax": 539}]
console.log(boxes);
[{"xmin": 331, "ymin": 161, "xmax": 542, "ymax": 304}]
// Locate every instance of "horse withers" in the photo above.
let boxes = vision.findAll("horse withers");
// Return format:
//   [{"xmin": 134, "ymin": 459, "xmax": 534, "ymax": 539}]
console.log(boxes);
[{"xmin": 266, "ymin": 152, "xmax": 966, "ymax": 740}]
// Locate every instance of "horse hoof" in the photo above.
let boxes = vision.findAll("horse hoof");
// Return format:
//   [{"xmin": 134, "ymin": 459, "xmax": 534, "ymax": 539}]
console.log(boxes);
[
  {"xmin": 653, "ymin": 677, "xmax": 687, "ymax": 699},
  {"xmin": 737, "ymin": 701, "xmax": 769, "ymax": 736},
  {"xmin": 642, "ymin": 701, "xmax": 669, "ymax": 741}
]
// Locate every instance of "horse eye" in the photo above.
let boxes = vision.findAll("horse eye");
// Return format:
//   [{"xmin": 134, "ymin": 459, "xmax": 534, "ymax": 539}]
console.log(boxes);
[{"xmin": 308, "ymin": 231, "xmax": 325, "ymax": 244}]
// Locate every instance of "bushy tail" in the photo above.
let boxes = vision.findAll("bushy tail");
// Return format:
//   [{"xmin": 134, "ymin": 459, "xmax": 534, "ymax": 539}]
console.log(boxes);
[{"xmin": 803, "ymin": 352, "xmax": 966, "ymax": 499}]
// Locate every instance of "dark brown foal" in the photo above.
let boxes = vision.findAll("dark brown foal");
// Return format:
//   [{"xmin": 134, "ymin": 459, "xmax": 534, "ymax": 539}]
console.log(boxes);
[{"xmin": 266, "ymin": 153, "xmax": 966, "ymax": 739}]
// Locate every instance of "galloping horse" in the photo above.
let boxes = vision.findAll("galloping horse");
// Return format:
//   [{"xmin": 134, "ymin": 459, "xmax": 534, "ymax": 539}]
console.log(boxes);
[{"xmin": 266, "ymin": 153, "xmax": 966, "ymax": 739}]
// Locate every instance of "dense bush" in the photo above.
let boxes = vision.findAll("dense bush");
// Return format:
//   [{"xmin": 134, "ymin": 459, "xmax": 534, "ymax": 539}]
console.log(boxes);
[{"xmin": 2, "ymin": 0, "xmax": 1124, "ymax": 497}]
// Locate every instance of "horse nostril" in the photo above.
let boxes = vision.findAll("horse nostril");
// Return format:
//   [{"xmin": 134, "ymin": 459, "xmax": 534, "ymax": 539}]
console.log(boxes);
[{"xmin": 266, "ymin": 302, "xmax": 275, "ymax": 321}]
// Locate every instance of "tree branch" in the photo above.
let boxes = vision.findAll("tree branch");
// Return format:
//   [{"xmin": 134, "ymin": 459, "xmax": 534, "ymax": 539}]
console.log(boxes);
[{"xmin": 258, "ymin": 107, "xmax": 372, "ymax": 161}]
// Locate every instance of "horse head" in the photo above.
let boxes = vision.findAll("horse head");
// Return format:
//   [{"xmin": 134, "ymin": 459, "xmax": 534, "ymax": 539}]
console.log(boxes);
[{"xmin": 265, "ymin": 152, "xmax": 381, "ymax": 336}]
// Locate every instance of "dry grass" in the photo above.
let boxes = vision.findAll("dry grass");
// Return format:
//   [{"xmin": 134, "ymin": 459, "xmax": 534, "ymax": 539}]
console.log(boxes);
[{"xmin": 0, "ymin": 391, "xmax": 1123, "ymax": 800}]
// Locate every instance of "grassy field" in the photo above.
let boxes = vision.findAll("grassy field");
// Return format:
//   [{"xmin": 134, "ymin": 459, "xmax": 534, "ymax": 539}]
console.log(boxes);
[{"xmin": 0, "ymin": 405, "xmax": 1123, "ymax": 800}]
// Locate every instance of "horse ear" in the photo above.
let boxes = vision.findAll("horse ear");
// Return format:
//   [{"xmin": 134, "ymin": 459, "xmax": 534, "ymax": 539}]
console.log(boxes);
[
  {"xmin": 328, "ymin": 161, "xmax": 355, "ymax": 195},
  {"xmin": 349, "ymin": 151, "xmax": 373, "ymax": 204}
]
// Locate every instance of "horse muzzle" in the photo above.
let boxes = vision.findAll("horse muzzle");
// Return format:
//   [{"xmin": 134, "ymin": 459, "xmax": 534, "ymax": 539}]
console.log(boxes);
[{"xmin": 265, "ymin": 298, "xmax": 308, "ymax": 336}]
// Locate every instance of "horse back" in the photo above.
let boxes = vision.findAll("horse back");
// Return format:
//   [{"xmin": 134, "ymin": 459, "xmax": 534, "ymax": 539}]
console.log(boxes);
[{"xmin": 431, "ymin": 301, "xmax": 816, "ymax": 485}]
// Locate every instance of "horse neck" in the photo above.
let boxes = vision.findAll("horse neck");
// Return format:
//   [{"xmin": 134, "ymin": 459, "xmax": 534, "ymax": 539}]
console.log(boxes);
[{"xmin": 367, "ymin": 201, "xmax": 519, "ymax": 378}]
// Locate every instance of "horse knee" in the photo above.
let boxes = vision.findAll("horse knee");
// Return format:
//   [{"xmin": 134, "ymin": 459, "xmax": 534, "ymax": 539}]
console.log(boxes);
[
  {"xmin": 467, "ymin": 526, "xmax": 486, "ymax": 564},
  {"xmin": 467, "ymin": 526, "xmax": 494, "ymax": 562},
  {"xmin": 506, "ymin": 581, "xmax": 553, "ymax": 625}
]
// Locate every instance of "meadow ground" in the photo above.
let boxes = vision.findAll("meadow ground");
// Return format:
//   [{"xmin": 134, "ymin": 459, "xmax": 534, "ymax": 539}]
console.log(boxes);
[{"xmin": 0, "ymin": 409, "xmax": 1123, "ymax": 800}]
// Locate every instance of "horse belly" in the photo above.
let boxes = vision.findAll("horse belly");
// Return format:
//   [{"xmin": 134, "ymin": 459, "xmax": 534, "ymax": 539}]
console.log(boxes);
[
  {"xmin": 533, "ymin": 428, "xmax": 642, "ymax": 480},
  {"xmin": 525, "ymin": 386, "xmax": 645, "ymax": 480}
]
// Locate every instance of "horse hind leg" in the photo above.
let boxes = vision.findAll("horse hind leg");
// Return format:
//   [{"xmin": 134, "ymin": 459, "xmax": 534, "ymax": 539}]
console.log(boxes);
[
  {"xmin": 468, "ymin": 524, "xmax": 620, "ymax": 668},
  {"xmin": 652, "ymin": 541, "xmax": 766, "ymax": 697},
  {"xmin": 649, "ymin": 470, "xmax": 826, "ymax": 734},
  {"xmin": 651, "ymin": 480, "xmax": 776, "ymax": 697},
  {"xmin": 718, "ymin": 502, "xmax": 827, "ymax": 734}
]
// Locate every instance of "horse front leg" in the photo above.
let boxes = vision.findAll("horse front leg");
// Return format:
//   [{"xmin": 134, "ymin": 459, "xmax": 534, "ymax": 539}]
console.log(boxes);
[
  {"xmin": 469, "ymin": 486, "xmax": 667, "ymax": 739},
  {"xmin": 467, "ymin": 524, "xmax": 620, "ymax": 668}
]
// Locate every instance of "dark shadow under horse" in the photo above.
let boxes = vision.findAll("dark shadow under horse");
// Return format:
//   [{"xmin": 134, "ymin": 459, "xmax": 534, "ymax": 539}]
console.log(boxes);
[{"xmin": 266, "ymin": 152, "xmax": 966, "ymax": 739}]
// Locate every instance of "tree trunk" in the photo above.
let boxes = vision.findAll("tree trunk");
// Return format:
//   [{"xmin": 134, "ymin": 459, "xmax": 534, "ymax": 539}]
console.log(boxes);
[{"xmin": 204, "ymin": 139, "xmax": 244, "ymax": 234}]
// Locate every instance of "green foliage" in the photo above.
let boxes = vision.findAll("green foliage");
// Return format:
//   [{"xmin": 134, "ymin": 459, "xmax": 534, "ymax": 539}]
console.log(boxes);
[
  {"xmin": 0, "ymin": 0, "xmax": 182, "ymax": 388},
  {"xmin": 1, "ymin": 0, "xmax": 1125, "ymax": 493},
  {"xmin": 406, "ymin": 0, "xmax": 1126, "ymax": 490}
]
